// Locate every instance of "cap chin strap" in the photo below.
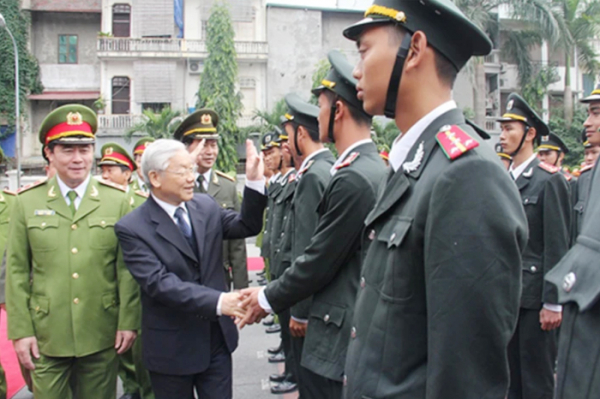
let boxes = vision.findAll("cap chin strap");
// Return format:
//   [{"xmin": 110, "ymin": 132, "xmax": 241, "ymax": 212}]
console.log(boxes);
[
  {"xmin": 384, "ymin": 32, "xmax": 412, "ymax": 119},
  {"xmin": 328, "ymin": 103, "xmax": 337, "ymax": 143},
  {"xmin": 293, "ymin": 124, "xmax": 303, "ymax": 157},
  {"xmin": 509, "ymin": 124, "xmax": 531, "ymax": 157}
]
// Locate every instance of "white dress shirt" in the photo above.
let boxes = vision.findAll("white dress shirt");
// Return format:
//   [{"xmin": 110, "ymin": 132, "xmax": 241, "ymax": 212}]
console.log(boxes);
[
  {"xmin": 56, "ymin": 174, "xmax": 91, "ymax": 210},
  {"xmin": 389, "ymin": 100, "xmax": 457, "ymax": 172},
  {"xmin": 330, "ymin": 139, "xmax": 373, "ymax": 176}
]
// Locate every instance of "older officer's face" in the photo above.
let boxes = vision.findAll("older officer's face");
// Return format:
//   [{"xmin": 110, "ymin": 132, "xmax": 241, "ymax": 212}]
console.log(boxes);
[
  {"xmin": 353, "ymin": 25, "xmax": 399, "ymax": 115},
  {"xmin": 47, "ymin": 144, "xmax": 94, "ymax": 188},
  {"xmin": 101, "ymin": 165, "xmax": 131, "ymax": 187},
  {"xmin": 584, "ymin": 102, "xmax": 600, "ymax": 146},
  {"xmin": 189, "ymin": 138, "xmax": 219, "ymax": 173},
  {"xmin": 152, "ymin": 149, "xmax": 195, "ymax": 205}
]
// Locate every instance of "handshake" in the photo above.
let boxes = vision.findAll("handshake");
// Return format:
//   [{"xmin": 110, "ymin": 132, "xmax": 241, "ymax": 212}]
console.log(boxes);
[{"xmin": 220, "ymin": 287, "xmax": 269, "ymax": 329}]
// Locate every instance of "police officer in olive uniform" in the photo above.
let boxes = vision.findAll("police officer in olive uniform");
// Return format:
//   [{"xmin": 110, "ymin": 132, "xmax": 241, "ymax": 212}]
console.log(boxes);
[
  {"xmin": 497, "ymin": 93, "xmax": 571, "ymax": 399},
  {"xmin": 5, "ymin": 104, "xmax": 141, "ymax": 399},
  {"xmin": 240, "ymin": 49, "xmax": 387, "ymax": 399},
  {"xmin": 278, "ymin": 92, "xmax": 336, "ymax": 397},
  {"xmin": 98, "ymin": 143, "xmax": 153, "ymax": 399},
  {"xmin": 174, "ymin": 109, "xmax": 249, "ymax": 290},
  {"xmin": 338, "ymin": 1, "xmax": 529, "ymax": 397},
  {"xmin": 130, "ymin": 138, "xmax": 155, "ymax": 193},
  {"xmin": 545, "ymin": 86, "xmax": 600, "ymax": 399},
  {"xmin": 0, "ymin": 179, "xmax": 17, "ymax": 399}
]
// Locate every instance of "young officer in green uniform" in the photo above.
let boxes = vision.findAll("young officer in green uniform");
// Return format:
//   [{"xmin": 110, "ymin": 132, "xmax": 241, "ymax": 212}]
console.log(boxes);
[
  {"xmin": 338, "ymin": 1, "xmax": 528, "ymax": 397},
  {"xmin": 278, "ymin": 91, "xmax": 336, "ymax": 397},
  {"xmin": 497, "ymin": 93, "xmax": 571, "ymax": 399},
  {"xmin": 174, "ymin": 109, "xmax": 249, "ymax": 291},
  {"xmin": 239, "ymin": 49, "xmax": 387, "ymax": 399},
  {"xmin": 0, "ymin": 179, "xmax": 17, "ymax": 399},
  {"xmin": 130, "ymin": 138, "xmax": 155, "ymax": 193},
  {"xmin": 5, "ymin": 104, "xmax": 141, "ymax": 399},
  {"xmin": 99, "ymin": 143, "xmax": 153, "ymax": 399},
  {"xmin": 545, "ymin": 84, "xmax": 600, "ymax": 399}
]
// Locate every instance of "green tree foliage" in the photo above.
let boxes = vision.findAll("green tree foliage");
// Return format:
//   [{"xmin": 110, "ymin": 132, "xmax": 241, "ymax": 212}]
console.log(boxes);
[
  {"xmin": 372, "ymin": 119, "xmax": 400, "ymax": 149},
  {"xmin": 125, "ymin": 107, "xmax": 183, "ymax": 140},
  {"xmin": 196, "ymin": 1, "xmax": 242, "ymax": 173},
  {"xmin": 521, "ymin": 65, "xmax": 560, "ymax": 109},
  {"xmin": 548, "ymin": 106, "xmax": 587, "ymax": 168},
  {"xmin": 310, "ymin": 59, "xmax": 332, "ymax": 105},
  {"xmin": 0, "ymin": 0, "xmax": 43, "ymax": 139}
]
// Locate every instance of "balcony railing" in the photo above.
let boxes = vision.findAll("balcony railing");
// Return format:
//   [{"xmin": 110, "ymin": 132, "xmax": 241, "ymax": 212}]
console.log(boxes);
[
  {"xmin": 485, "ymin": 116, "xmax": 501, "ymax": 133},
  {"xmin": 98, "ymin": 114, "xmax": 142, "ymax": 131},
  {"xmin": 97, "ymin": 38, "xmax": 268, "ymax": 59},
  {"xmin": 484, "ymin": 49, "xmax": 501, "ymax": 65}
]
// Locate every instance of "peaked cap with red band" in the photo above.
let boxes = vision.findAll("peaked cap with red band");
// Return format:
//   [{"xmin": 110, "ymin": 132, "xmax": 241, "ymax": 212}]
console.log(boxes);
[
  {"xmin": 39, "ymin": 104, "xmax": 97, "ymax": 145},
  {"xmin": 98, "ymin": 143, "xmax": 137, "ymax": 171},
  {"xmin": 133, "ymin": 137, "xmax": 155, "ymax": 155}
]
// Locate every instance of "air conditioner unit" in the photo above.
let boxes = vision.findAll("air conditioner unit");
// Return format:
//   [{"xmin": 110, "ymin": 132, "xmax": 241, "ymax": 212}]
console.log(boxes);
[{"xmin": 188, "ymin": 60, "xmax": 203, "ymax": 75}]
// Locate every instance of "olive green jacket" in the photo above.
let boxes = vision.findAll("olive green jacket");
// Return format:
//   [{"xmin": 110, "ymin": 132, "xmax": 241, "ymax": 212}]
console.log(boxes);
[
  {"xmin": 343, "ymin": 109, "xmax": 528, "ymax": 399},
  {"xmin": 0, "ymin": 189, "xmax": 17, "ymax": 305},
  {"xmin": 270, "ymin": 171, "xmax": 297, "ymax": 280},
  {"xmin": 6, "ymin": 176, "xmax": 141, "ymax": 357},
  {"xmin": 260, "ymin": 177, "xmax": 283, "ymax": 260}
]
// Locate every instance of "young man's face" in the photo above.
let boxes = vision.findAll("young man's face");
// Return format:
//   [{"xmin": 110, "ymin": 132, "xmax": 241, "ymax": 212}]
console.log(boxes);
[
  {"xmin": 354, "ymin": 25, "xmax": 399, "ymax": 116},
  {"xmin": 101, "ymin": 165, "xmax": 131, "ymax": 187},
  {"xmin": 537, "ymin": 150, "xmax": 562, "ymax": 166},
  {"xmin": 134, "ymin": 153, "xmax": 144, "ymax": 178},
  {"xmin": 583, "ymin": 102, "xmax": 600, "ymax": 146},
  {"xmin": 500, "ymin": 121, "xmax": 529, "ymax": 155},
  {"xmin": 285, "ymin": 124, "xmax": 299, "ymax": 157},
  {"xmin": 317, "ymin": 93, "xmax": 333, "ymax": 143},
  {"xmin": 584, "ymin": 145, "xmax": 600, "ymax": 166},
  {"xmin": 188, "ymin": 138, "xmax": 219, "ymax": 173}
]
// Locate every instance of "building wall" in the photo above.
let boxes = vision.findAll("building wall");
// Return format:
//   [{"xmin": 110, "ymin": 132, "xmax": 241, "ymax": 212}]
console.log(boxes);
[{"xmin": 25, "ymin": 0, "xmax": 101, "ymax": 12}]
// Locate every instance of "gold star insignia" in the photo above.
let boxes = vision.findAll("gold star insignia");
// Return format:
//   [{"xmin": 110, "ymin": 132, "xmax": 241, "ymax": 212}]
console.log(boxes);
[
  {"xmin": 105, "ymin": 147, "xmax": 113, "ymax": 155},
  {"xmin": 201, "ymin": 114, "xmax": 212, "ymax": 125},
  {"xmin": 67, "ymin": 112, "xmax": 83, "ymax": 126}
]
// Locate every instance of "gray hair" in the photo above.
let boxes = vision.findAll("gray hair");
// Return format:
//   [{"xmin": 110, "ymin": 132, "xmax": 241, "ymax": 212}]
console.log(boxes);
[{"xmin": 140, "ymin": 139, "xmax": 186, "ymax": 185}]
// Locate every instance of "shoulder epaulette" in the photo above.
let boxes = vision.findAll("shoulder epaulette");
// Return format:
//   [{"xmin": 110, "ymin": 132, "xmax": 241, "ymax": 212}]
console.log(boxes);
[
  {"xmin": 215, "ymin": 170, "xmax": 235, "ymax": 182},
  {"xmin": 135, "ymin": 190, "xmax": 149, "ymax": 198},
  {"xmin": 436, "ymin": 125, "xmax": 479, "ymax": 161},
  {"xmin": 288, "ymin": 173, "xmax": 296, "ymax": 183},
  {"xmin": 17, "ymin": 178, "xmax": 47, "ymax": 194},
  {"xmin": 580, "ymin": 164, "xmax": 594, "ymax": 174},
  {"xmin": 335, "ymin": 152, "xmax": 360, "ymax": 170},
  {"xmin": 98, "ymin": 178, "xmax": 127, "ymax": 192},
  {"xmin": 2, "ymin": 188, "xmax": 17, "ymax": 196},
  {"xmin": 538, "ymin": 162, "xmax": 560, "ymax": 174},
  {"xmin": 562, "ymin": 172, "xmax": 573, "ymax": 181},
  {"xmin": 297, "ymin": 160, "xmax": 314, "ymax": 176}
]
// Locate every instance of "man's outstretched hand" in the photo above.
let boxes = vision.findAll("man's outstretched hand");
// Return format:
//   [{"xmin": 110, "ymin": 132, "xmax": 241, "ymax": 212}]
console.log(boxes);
[
  {"xmin": 235, "ymin": 287, "xmax": 269, "ymax": 328},
  {"xmin": 221, "ymin": 291, "xmax": 247, "ymax": 319},
  {"xmin": 245, "ymin": 139, "xmax": 264, "ymax": 181}
]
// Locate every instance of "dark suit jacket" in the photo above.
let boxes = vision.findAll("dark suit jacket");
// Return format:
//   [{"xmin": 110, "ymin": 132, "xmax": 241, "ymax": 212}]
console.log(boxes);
[
  {"xmin": 547, "ymin": 164, "xmax": 600, "ymax": 398},
  {"xmin": 515, "ymin": 157, "xmax": 571, "ymax": 309},
  {"xmin": 343, "ymin": 109, "xmax": 529, "ymax": 399},
  {"xmin": 115, "ymin": 187, "xmax": 266, "ymax": 375}
]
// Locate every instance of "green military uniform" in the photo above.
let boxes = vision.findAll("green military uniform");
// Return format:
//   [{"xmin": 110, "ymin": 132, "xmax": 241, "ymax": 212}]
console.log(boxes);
[
  {"xmin": 496, "ymin": 94, "xmax": 571, "ymax": 399},
  {"xmin": 129, "ymin": 138, "xmax": 155, "ymax": 194},
  {"xmin": 339, "ymin": 2, "xmax": 530, "ymax": 398},
  {"xmin": 545, "ymin": 89, "xmax": 600, "ymax": 399},
  {"xmin": 0, "ymin": 188, "xmax": 17, "ymax": 399},
  {"xmin": 174, "ymin": 109, "xmax": 249, "ymax": 291},
  {"xmin": 99, "ymin": 143, "xmax": 154, "ymax": 399},
  {"xmin": 264, "ymin": 54, "xmax": 387, "ymax": 398},
  {"xmin": 571, "ymin": 130, "xmax": 594, "ymax": 242},
  {"xmin": 5, "ymin": 104, "xmax": 141, "ymax": 399}
]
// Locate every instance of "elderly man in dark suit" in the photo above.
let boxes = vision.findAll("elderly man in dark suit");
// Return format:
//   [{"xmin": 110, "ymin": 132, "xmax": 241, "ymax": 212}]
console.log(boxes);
[{"xmin": 114, "ymin": 139, "xmax": 266, "ymax": 399}]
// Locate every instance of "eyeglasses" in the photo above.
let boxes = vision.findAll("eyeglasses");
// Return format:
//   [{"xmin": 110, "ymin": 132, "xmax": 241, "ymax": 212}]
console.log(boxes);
[{"xmin": 163, "ymin": 167, "xmax": 195, "ymax": 178}]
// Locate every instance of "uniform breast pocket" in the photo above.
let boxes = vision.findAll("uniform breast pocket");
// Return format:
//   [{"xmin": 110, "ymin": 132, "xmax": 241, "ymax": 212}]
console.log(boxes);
[
  {"xmin": 377, "ymin": 216, "xmax": 414, "ymax": 302},
  {"xmin": 27, "ymin": 216, "xmax": 60, "ymax": 251},
  {"xmin": 88, "ymin": 217, "xmax": 118, "ymax": 249}
]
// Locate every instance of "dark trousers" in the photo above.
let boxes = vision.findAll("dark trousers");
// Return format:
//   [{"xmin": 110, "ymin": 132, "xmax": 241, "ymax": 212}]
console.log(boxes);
[
  {"xmin": 149, "ymin": 323, "xmax": 232, "ymax": 399},
  {"xmin": 278, "ymin": 308, "xmax": 296, "ymax": 383},
  {"xmin": 508, "ymin": 308, "xmax": 557, "ymax": 399},
  {"xmin": 300, "ymin": 366, "xmax": 342, "ymax": 399}
]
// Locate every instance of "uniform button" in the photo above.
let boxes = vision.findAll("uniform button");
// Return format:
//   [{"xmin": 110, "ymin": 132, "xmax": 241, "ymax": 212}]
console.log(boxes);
[
  {"xmin": 524, "ymin": 198, "xmax": 530, "ymax": 204},
  {"xmin": 72, "ymin": 273, "xmax": 79, "ymax": 279},
  {"xmin": 390, "ymin": 233, "xmax": 396, "ymax": 241},
  {"xmin": 368, "ymin": 230, "xmax": 375, "ymax": 240},
  {"xmin": 563, "ymin": 272, "xmax": 576, "ymax": 292},
  {"xmin": 343, "ymin": 375, "xmax": 347, "ymax": 386},
  {"xmin": 351, "ymin": 327, "xmax": 356, "ymax": 339},
  {"xmin": 71, "ymin": 247, "xmax": 78, "ymax": 254},
  {"xmin": 100, "ymin": 220, "xmax": 106, "ymax": 226},
  {"xmin": 530, "ymin": 266, "xmax": 537, "ymax": 273},
  {"xmin": 71, "ymin": 224, "xmax": 77, "ymax": 230},
  {"xmin": 324, "ymin": 314, "xmax": 330, "ymax": 322},
  {"xmin": 73, "ymin": 298, "xmax": 80, "ymax": 304},
  {"xmin": 35, "ymin": 306, "xmax": 40, "ymax": 312},
  {"xmin": 41, "ymin": 222, "xmax": 47, "ymax": 228},
  {"xmin": 360, "ymin": 277, "xmax": 365, "ymax": 288},
  {"xmin": 281, "ymin": 232, "xmax": 284, "ymax": 237},
  {"xmin": 222, "ymin": 203, "xmax": 227, "ymax": 208}
]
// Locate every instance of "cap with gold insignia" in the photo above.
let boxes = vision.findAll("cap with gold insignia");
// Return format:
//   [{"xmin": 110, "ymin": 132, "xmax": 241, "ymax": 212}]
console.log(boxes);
[
  {"xmin": 39, "ymin": 104, "xmax": 97, "ymax": 146},
  {"xmin": 580, "ymin": 83, "xmax": 600, "ymax": 104},
  {"xmin": 98, "ymin": 143, "xmax": 137, "ymax": 171},
  {"xmin": 495, "ymin": 143, "xmax": 511, "ymax": 160},
  {"xmin": 538, "ymin": 132, "xmax": 569, "ymax": 154},
  {"xmin": 582, "ymin": 128, "xmax": 592, "ymax": 149},
  {"xmin": 283, "ymin": 93, "xmax": 319, "ymax": 135},
  {"xmin": 343, "ymin": 0, "xmax": 492, "ymax": 118},
  {"xmin": 261, "ymin": 131, "xmax": 281, "ymax": 151},
  {"xmin": 133, "ymin": 137, "xmax": 155, "ymax": 156},
  {"xmin": 173, "ymin": 109, "xmax": 219, "ymax": 143},
  {"xmin": 497, "ymin": 93, "xmax": 549, "ymax": 139}
]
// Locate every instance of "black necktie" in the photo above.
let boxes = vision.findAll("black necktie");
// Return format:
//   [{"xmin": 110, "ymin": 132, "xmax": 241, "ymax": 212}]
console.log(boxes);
[{"xmin": 197, "ymin": 175, "xmax": 206, "ymax": 193}]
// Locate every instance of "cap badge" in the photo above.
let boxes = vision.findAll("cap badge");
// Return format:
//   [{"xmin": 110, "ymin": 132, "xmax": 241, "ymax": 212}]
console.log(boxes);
[
  {"xmin": 105, "ymin": 147, "xmax": 113, "ymax": 155},
  {"xmin": 395, "ymin": 11, "xmax": 406, "ymax": 22},
  {"xmin": 507, "ymin": 100, "xmax": 514, "ymax": 111},
  {"xmin": 542, "ymin": 136, "xmax": 549, "ymax": 142},
  {"xmin": 285, "ymin": 113, "xmax": 294, "ymax": 121},
  {"xmin": 201, "ymin": 114, "xmax": 212, "ymax": 125},
  {"xmin": 67, "ymin": 112, "xmax": 83, "ymax": 126}
]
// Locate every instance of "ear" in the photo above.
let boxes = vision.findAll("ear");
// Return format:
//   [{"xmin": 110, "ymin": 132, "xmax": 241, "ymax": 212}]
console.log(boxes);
[
  {"xmin": 44, "ymin": 146, "xmax": 53, "ymax": 161},
  {"xmin": 148, "ymin": 170, "xmax": 161, "ymax": 189},
  {"xmin": 559, "ymin": 152, "xmax": 565, "ymax": 163},
  {"xmin": 334, "ymin": 99, "xmax": 345, "ymax": 122},
  {"xmin": 404, "ymin": 30, "xmax": 428, "ymax": 72},
  {"xmin": 526, "ymin": 127, "xmax": 537, "ymax": 143}
]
